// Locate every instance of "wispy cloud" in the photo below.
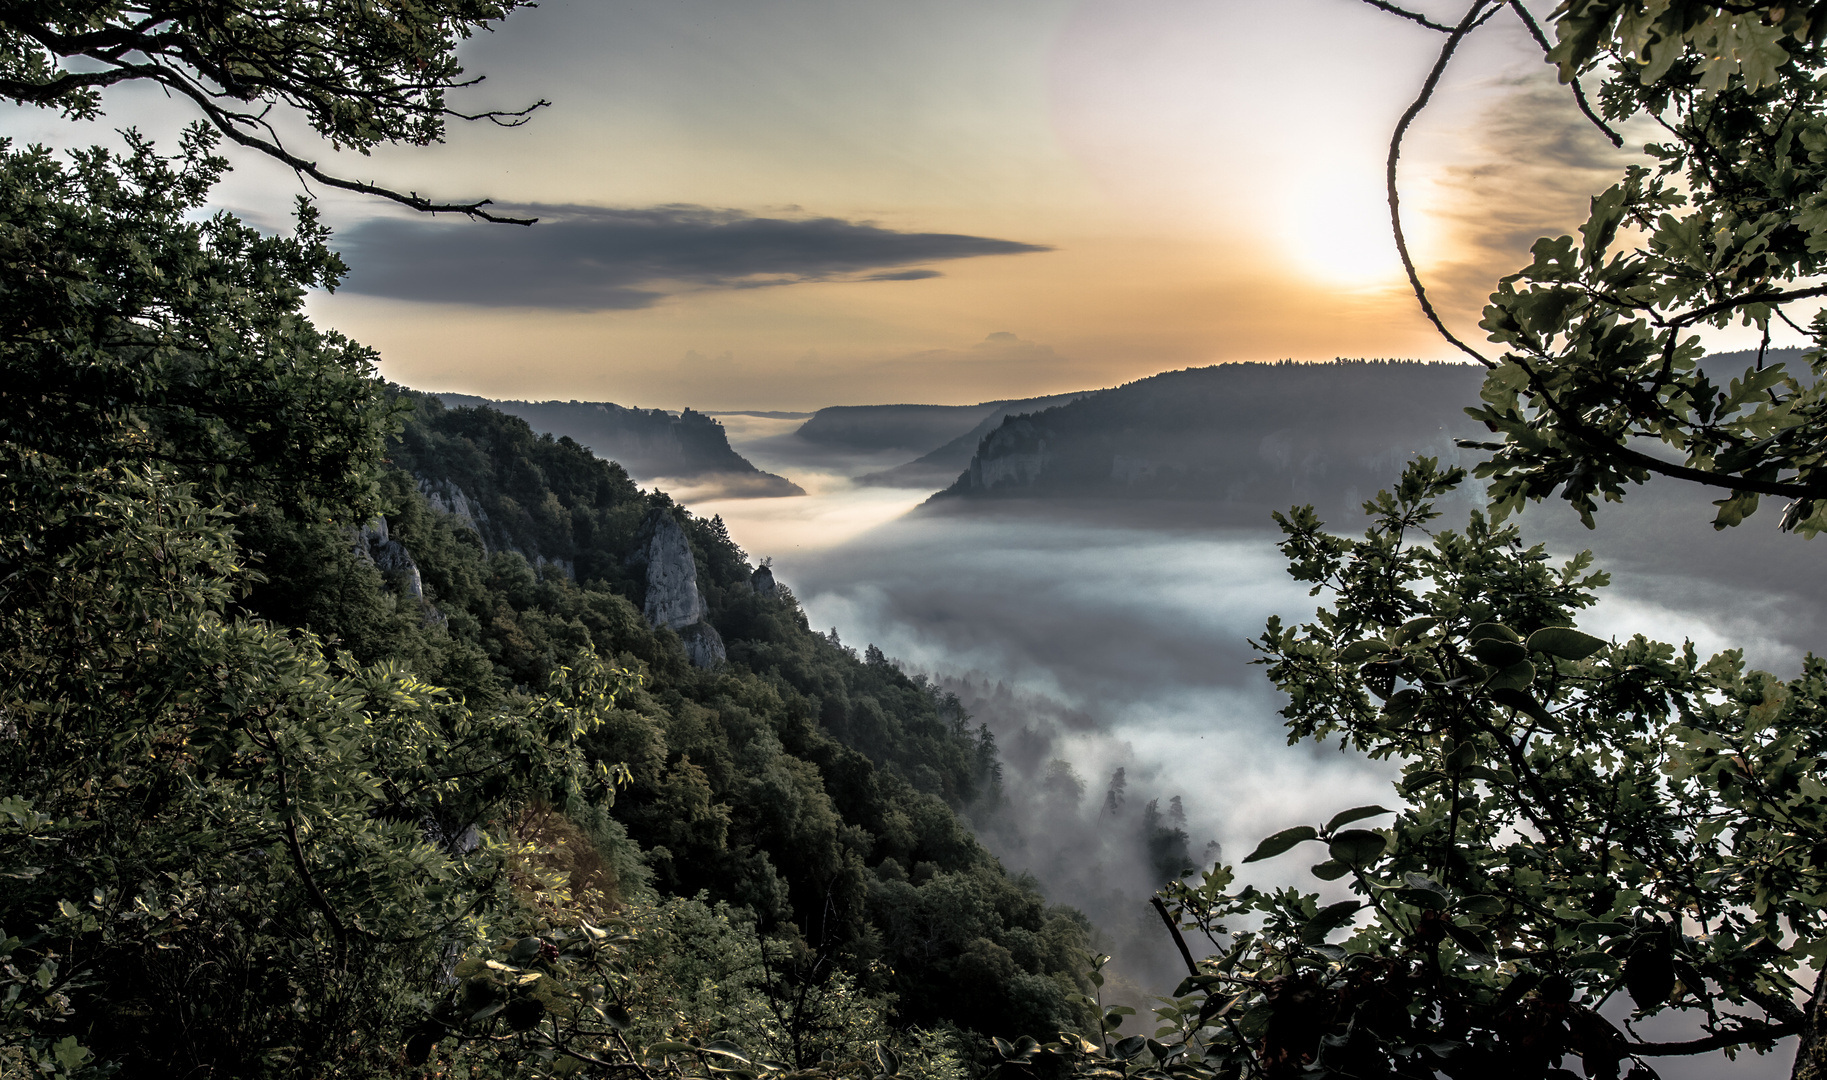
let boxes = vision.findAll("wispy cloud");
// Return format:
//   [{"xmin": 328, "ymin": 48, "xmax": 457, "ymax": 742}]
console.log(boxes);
[
  {"xmin": 1426, "ymin": 77, "xmax": 1646, "ymax": 320},
  {"xmin": 336, "ymin": 204, "xmax": 1050, "ymax": 310}
]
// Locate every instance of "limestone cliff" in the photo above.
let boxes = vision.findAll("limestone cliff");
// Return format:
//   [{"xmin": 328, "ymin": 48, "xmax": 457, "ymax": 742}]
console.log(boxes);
[
  {"xmin": 417, "ymin": 475, "xmax": 575, "ymax": 580},
  {"xmin": 353, "ymin": 516, "xmax": 445, "ymax": 626},
  {"xmin": 959, "ymin": 417, "xmax": 1051, "ymax": 492},
  {"xmin": 354, "ymin": 516, "xmax": 426, "ymax": 599},
  {"xmin": 627, "ymin": 509, "xmax": 725, "ymax": 668},
  {"xmin": 418, "ymin": 477, "xmax": 490, "ymax": 548}
]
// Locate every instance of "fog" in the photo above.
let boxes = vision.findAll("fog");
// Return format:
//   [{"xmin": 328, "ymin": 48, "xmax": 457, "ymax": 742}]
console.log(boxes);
[{"xmin": 690, "ymin": 415, "xmax": 1815, "ymax": 1073}]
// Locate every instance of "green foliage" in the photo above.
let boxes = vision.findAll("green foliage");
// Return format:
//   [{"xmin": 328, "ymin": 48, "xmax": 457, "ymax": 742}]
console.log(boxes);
[
  {"xmin": 410, "ymin": 896, "xmax": 970, "ymax": 1078},
  {"xmin": 0, "ymin": 128, "xmax": 397, "ymax": 523},
  {"xmin": 1433, "ymin": 2, "xmax": 1827, "ymax": 532},
  {"xmin": 0, "ymin": 0, "xmax": 542, "ymax": 219},
  {"xmin": 0, "ymin": 445, "xmax": 639, "ymax": 1075},
  {"xmin": 1020, "ymin": 460, "xmax": 1824, "ymax": 1077}
]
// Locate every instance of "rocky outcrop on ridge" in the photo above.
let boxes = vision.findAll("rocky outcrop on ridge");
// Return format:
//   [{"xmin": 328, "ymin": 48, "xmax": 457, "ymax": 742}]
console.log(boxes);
[
  {"xmin": 628, "ymin": 509, "xmax": 725, "ymax": 668},
  {"xmin": 353, "ymin": 516, "xmax": 445, "ymax": 626},
  {"xmin": 417, "ymin": 475, "xmax": 576, "ymax": 581},
  {"xmin": 354, "ymin": 516, "xmax": 426, "ymax": 599},
  {"xmin": 418, "ymin": 477, "xmax": 490, "ymax": 548},
  {"xmin": 958, "ymin": 417, "xmax": 1052, "ymax": 492}
]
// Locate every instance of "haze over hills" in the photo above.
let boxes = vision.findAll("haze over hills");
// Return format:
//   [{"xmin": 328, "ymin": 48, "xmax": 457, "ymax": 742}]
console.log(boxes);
[
  {"xmin": 928, "ymin": 360, "xmax": 1486, "ymax": 519},
  {"xmin": 793, "ymin": 402, "xmax": 1002, "ymax": 454},
  {"xmin": 856, "ymin": 392, "xmax": 1091, "ymax": 487},
  {"xmin": 782, "ymin": 393, "xmax": 1089, "ymax": 476},
  {"xmin": 428, "ymin": 393, "xmax": 804, "ymax": 498}
]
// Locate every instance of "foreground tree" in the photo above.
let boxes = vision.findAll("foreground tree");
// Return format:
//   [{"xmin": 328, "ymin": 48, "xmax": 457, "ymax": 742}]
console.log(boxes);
[
  {"xmin": 1372, "ymin": 0, "xmax": 1827, "ymax": 533},
  {"xmin": 0, "ymin": 0, "xmax": 544, "ymax": 220},
  {"xmin": 990, "ymin": 462, "xmax": 1824, "ymax": 1079}
]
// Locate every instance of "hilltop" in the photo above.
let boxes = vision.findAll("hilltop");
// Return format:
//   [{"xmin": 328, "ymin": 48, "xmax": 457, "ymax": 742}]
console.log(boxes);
[
  {"xmin": 929, "ymin": 360, "xmax": 1486, "ymax": 518},
  {"xmin": 431, "ymin": 393, "xmax": 805, "ymax": 497}
]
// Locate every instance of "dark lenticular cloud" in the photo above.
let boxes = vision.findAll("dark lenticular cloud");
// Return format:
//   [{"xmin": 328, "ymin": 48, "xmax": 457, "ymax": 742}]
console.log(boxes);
[{"xmin": 337, "ymin": 204, "xmax": 1050, "ymax": 309}]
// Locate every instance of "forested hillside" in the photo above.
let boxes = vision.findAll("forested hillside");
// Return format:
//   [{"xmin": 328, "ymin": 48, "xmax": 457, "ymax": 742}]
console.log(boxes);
[
  {"xmin": 429, "ymin": 394, "xmax": 804, "ymax": 497},
  {"xmin": 354, "ymin": 392, "xmax": 1093, "ymax": 1032},
  {"xmin": 933, "ymin": 361, "xmax": 1484, "ymax": 517},
  {"xmin": 855, "ymin": 393, "xmax": 1089, "ymax": 488},
  {"xmin": 0, "ymin": 132, "xmax": 1089, "ymax": 1078}
]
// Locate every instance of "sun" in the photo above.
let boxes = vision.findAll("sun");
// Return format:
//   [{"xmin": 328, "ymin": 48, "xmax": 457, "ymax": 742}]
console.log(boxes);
[{"xmin": 1278, "ymin": 174, "xmax": 1411, "ymax": 289}]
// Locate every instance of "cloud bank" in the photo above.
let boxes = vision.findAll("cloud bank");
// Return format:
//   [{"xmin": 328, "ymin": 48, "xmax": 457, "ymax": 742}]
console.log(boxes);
[{"xmin": 337, "ymin": 204, "xmax": 1050, "ymax": 309}]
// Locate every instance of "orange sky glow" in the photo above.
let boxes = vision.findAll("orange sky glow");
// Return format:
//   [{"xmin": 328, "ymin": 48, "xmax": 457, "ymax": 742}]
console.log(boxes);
[{"xmin": 8, "ymin": 0, "xmax": 1723, "ymax": 409}]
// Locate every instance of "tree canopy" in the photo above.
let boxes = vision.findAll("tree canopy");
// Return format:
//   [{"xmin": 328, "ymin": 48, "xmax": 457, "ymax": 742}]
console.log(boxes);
[
  {"xmin": 0, "ymin": 0, "xmax": 544, "ymax": 220},
  {"xmin": 1375, "ymin": 1, "xmax": 1827, "ymax": 534},
  {"xmin": 979, "ymin": 6, "xmax": 1827, "ymax": 1080}
]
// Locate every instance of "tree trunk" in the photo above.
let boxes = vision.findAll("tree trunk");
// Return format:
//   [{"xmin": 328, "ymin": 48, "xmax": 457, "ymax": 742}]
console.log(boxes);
[{"xmin": 1793, "ymin": 968, "xmax": 1826, "ymax": 1080}]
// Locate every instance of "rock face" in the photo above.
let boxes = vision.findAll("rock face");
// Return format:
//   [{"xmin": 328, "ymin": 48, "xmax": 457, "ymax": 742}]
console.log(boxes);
[
  {"xmin": 678, "ymin": 621, "xmax": 727, "ymax": 669},
  {"xmin": 955, "ymin": 417, "xmax": 1052, "ymax": 493},
  {"xmin": 355, "ymin": 516, "xmax": 426, "ymax": 600},
  {"xmin": 628, "ymin": 509, "xmax": 725, "ymax": 668},
  {"xmin": 418, "ymin": 475, "xmax": 573, "ymax": 581},
  {"xmin": 751, "ymin": 564, "xmax": 777, "ymax": 596},
  {"xmin": 353, "ymin": 517, "xmax": 445, "ymax": 626},
  {"xmin": 417, "ymin": 477, "xmax": 489, "ymax": 546},
  {"xmin": 629, "ymin": 511, "xmax": 706, "ymax": 629}
]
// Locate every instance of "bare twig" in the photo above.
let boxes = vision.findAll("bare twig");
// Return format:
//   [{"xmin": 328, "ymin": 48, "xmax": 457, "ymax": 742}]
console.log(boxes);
[
  {"xmin": 5, "ymin": 16, "xmax": 544, "ymax": 225},
  {"xmin": 1386, "ymin": 1, "xmax": 1503, "ymax": 368},
  {"xmin": 1359, "ymin": 0, "xmax": 1456, "ymax": 32},
  {"xmin": 1508, "ymin": 1, "xmax": 1624, "ymax": 148},
  {"xmin": 1151, "ymin": 896, "xmax": 1200, "ymax": 977},
  {"xmin": 153, "ymin": 70, "xmax": 540, "ymax": 224}
]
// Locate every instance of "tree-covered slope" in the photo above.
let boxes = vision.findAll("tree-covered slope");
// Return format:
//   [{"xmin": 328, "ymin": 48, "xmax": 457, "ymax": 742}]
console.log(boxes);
[
  {"xmin": 307, "ymin": 391, "xmax": 1093, "ymax": 1038},
  {"xmin": 932, "ymin": 361, "xmax": 1485, "ymax": 516},
  {"xmin": 0, "ymin": 132, "xmax": 1089, "ymax": 1076},
  {"xmin": 429, "ymin": 394, "xmax": 804, "ymax": 497}
]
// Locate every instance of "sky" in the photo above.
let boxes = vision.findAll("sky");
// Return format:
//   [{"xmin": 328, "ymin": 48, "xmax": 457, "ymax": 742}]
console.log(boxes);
[{"xmin": 4, "ymin": 0, "xmax": 1718, "ymax": 409}]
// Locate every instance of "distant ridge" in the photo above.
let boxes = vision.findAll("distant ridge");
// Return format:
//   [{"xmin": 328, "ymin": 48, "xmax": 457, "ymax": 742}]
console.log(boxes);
[
  {"xmin": 426, "ymin": 393, "xmax": 804, "ymax": 498},
  {"xmin": 928, "ymin": 360, "xmax": 1485, "ymax": 516},
  {"xmin": 856, "ymin": 391, "xmax": 1090, "ymax": 487},
  {"xmin": 793, "ymin": 402, "xmax": 1002, "ymax": 454},
  {"xmin": 705, "ymin": 409, "xmax": 817, "ymax": 420}
]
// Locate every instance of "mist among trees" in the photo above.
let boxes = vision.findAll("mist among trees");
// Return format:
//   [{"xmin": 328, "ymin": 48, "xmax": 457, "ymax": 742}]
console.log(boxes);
[{"xmin": 11, "ymin": 2, "xmax": 1827, "ymax": 1080}]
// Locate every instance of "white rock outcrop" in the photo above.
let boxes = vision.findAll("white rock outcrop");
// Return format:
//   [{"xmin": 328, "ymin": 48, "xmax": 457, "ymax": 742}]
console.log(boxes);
[
  {"xmin": 354, "ymin": 516, "xmax": 425, "ymax": 600},
  {"xmin": 678, "ymin": 621, "xmax": 727, "ymax": 669},
  {"xmin": 417, "ymin": 477, "xmax": 490, "ymax": 549},
  {"xmin": 628, "ymin": 509, "xmax": 725, "ymax": 668},
  {"xmin": 353, "ymin": 516, "xmax": 445, "ymax": 627}
]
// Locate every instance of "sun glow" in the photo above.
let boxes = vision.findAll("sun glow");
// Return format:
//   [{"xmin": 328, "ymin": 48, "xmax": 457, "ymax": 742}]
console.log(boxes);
[{"xmin": 1279, "ymin": 174, "xmax": 1409, "ymax": 288}]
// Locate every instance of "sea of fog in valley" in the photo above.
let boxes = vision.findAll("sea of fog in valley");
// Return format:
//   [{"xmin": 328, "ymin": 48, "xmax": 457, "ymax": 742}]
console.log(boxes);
[{"xmin": 670, "ymin": 411, "xmax": 1820, "ymax": 1075}]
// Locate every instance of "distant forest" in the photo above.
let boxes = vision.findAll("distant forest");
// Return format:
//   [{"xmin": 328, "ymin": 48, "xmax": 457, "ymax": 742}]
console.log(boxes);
[{"xmin": 934, "ymin": 361, "xmax": 1486, "ymax": 517}]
